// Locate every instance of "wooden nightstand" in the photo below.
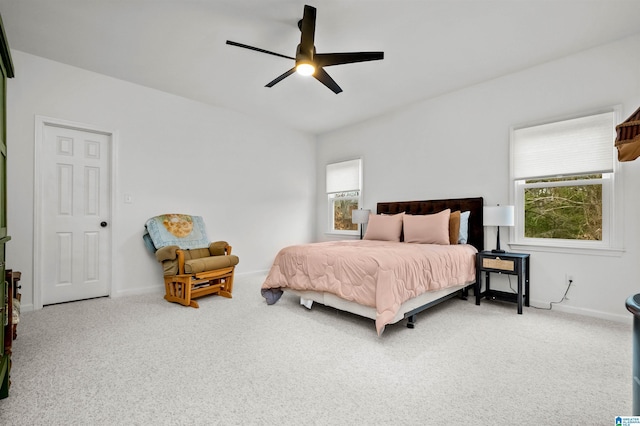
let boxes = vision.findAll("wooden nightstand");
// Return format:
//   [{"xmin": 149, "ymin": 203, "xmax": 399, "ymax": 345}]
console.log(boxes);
[{"xmin": 476, "ymin": 251, "xmax": 530, "ymax": 314}]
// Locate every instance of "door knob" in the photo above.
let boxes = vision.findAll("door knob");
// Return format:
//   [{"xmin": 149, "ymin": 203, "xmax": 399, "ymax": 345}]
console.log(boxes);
[{"xmin": 100, "ymin": 221, "xmax": 108, "ymax": 228}]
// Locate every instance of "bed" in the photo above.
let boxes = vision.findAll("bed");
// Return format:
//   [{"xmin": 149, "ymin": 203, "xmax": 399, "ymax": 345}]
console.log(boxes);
[{"xmin": 261, "ymin": 197, "xmax": 484, "ymax": 335}]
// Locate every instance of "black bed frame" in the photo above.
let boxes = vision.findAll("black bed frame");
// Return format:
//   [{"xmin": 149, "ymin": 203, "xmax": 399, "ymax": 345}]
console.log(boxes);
[{"xmin": 376, "ymin": 197, "xmax": 484, "ymax": 328}]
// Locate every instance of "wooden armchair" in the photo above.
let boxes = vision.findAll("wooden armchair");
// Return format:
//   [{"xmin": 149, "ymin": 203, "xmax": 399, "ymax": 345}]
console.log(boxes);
[{"xmin": 155, "ymin": 241, "xmax": 239, "ymax": 308}]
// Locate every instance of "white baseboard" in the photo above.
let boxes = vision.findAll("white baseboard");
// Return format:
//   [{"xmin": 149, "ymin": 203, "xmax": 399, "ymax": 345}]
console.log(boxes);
[
  {"xmin": 235, "ymin": 269, "xmax": 269, "ymax": 277},
  {"xmin": 530, "ymin": 298, "xmax": 632, "ymax": 324},
  {"xmin": 19, "ymin": 302, "xmax": 34, "ymax": 313},
  {"xmin": 112, "ymin": 285, "xmax": 164, "ymax": 298},
  {"xmin": 111, "ymin": 269, "xmax": 269, "ymax": 298}
]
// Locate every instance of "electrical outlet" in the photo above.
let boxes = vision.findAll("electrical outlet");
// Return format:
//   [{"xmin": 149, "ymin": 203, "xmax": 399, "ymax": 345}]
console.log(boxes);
[{"xmin": 566, "ymin": 274, "xmax": 574, "ymax": 285}]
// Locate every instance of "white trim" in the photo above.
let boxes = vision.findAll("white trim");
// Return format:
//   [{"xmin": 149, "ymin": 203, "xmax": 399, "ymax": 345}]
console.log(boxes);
[
  {"xmin": 33, "ymin": 115, "xmax": 117, "ymax": 310},
  {"xmin": 111, "ymin": 270, "xmax": 269, "ymax": 298},
  {"xmin": 508, "ymin": 242, "xmax": 624, "ymax": 257},
  {"xmin": 512, "ymin": 174, "xmax": 615, "ymax": 248},
  {"xmin": 529, "ymin": 298, "xmax": 631, "ymax": 323},
  {"xmin": 324, "ymin": 232, "xmax": 360, "ymax": 238},
  {"xmin": 509, "ymin": 106, "xmax": 623, "ymax": 252},
  {"xmin": 326, "ymin": 157, "xmax": 363, "ymax": 234},
  {"xmin": 112, "ymin": 285, "xmax": 164, "ymax": 297}
]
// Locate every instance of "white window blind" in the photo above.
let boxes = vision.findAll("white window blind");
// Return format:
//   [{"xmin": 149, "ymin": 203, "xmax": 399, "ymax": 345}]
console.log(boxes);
[
  {"xmin": 326, "ymin": 159, "xmax": 361, "ymax": 193},
  {"xmin": 512, "ymin": 111, "xmax": 615, "ymax": 180}
]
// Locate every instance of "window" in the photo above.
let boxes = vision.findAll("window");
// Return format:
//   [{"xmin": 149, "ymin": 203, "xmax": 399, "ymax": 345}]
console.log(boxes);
[
  {"xmin": 326, "ymin": 159, "xmax": 362, "ymax": 235},
  {"xmin": 511, "ymin": 110, "xmax": 622, "ymax": 253}
]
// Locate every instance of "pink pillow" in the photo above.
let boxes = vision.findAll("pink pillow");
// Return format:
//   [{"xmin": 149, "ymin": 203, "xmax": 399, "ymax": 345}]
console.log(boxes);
[
  {"xmin": 363, "ymin": 212, "xmax": 404, "ymax": 242},
  {"xmin": 403, "ymin": 209, "xmax": 451, "ymax": 244}
]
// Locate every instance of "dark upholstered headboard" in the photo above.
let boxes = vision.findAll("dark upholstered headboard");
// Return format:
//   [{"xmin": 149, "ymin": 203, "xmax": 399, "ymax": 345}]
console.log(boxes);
[{"xmin": 376, "ymin": 197, "xmax": 484, "ymax": 252}]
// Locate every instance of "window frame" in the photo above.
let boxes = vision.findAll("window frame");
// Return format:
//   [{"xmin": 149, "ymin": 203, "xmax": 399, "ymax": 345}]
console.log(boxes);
[
  {"xmin": 509, "ymin": 108, "xmax": 624, "ymax": 256},
  {"xmin": 325, "ymin": 159, "xmax": 362, "ymax": 236}
]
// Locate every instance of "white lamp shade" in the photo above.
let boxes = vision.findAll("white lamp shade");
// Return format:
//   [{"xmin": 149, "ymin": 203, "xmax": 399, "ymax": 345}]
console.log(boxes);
[
  {"xmin": 352, "ymin": 209, "xmax": 371, "ymax": 224},
  {"xmin": 483, "ymin": 205, "xmax": 515, "ymax": 227}
]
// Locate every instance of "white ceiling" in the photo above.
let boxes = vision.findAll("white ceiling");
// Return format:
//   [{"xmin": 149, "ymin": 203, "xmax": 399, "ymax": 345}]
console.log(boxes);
[{"xmin": 1, "ymin": 0, "xmax": 639, "ymax": 135}]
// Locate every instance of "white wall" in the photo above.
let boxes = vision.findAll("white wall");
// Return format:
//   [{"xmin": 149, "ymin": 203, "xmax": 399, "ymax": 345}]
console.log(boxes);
[
  {"xmin": 7, "ymin": 51, "xmax": 316, "ymax": 310},
  {"xmin": 316, "ymin": 34, "xmax": 640, "ymax": 322}
]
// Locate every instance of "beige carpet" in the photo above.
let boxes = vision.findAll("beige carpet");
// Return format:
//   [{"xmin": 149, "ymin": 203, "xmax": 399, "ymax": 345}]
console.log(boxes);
[{"xmin": 0, "ymin": 272, "xmax": 633, "ymax": 425}]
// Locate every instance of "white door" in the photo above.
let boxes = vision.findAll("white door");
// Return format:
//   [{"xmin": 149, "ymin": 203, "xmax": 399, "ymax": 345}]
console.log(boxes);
[{"xmin": 39, "ymin": 123, "xmax": 112, "ymax": 305}]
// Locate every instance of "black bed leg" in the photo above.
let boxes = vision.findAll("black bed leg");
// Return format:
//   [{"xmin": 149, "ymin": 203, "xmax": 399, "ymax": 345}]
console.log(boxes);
[
  {"xmin": 460, "ymin": 287, "xmax": 469, "ymax": 300},
  {"xmin": 407, "ymin": 315, "xmax": 416, "ymax": 329}
]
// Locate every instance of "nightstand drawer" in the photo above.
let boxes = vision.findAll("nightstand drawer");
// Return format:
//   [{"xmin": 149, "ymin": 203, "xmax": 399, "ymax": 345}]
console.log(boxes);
[{"xmin": 482, "ymin": 257, "xmax": 515, "ymax": 271}]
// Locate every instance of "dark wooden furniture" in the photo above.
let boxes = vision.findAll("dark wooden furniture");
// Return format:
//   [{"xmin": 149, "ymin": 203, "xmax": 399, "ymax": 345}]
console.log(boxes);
[
  {"xmin": 476, "ymin": 251, "xmax": 530, "ymax": 314},
  {"xmin": 1, "ymin": 270, "xmax": 18, "ymax": 397},
  {"xmin": 6, "ymin": 270, "xmax": 20, "ymax": 340},
  {"xmin": 0, "ymin": 12, "xmax": 14, "ymax": 400}
]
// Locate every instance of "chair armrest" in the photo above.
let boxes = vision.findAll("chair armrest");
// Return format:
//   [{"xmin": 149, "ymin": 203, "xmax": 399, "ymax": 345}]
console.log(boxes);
[
  {"xmin": 156, "ymin": 245, "xmax": 179, "ymax": 262},
  {"xmin": 177, "ymin": 249, "xmax": 185, "ymax": 275},
  {"xmin": 170, "ymin": 249, "xmax": 189, "ymax": 275},
  {"xmin": 209, "ymin": 241, "xmax": 231, "ymax": 256}
]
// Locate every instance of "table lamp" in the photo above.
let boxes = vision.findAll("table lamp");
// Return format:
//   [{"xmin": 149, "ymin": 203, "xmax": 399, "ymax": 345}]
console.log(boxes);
[
  {"xmin": 351, "ymin": 209, "xmax": 371, "ymax": 240},
  {"xmin": 483, "ymin": 205, "xmax": 515, "ymax": 253}
]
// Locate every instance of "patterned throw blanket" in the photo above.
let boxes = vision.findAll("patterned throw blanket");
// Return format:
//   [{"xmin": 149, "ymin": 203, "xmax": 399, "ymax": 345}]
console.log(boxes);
[{"xmin": 143, "ymin": 214, "xmax": 209, "ymax": 252}]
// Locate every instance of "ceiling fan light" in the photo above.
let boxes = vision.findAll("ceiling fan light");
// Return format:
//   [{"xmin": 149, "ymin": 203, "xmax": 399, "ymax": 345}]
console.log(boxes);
[{"xmin": 296, "ymin": 62, "xmax": 315, "ymax": 76}]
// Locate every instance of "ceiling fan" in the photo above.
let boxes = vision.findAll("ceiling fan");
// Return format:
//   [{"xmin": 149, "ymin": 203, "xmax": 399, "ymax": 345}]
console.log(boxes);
[{"xmin": 226, "ymin": 4, "xmax": 384, "ymax": 94}]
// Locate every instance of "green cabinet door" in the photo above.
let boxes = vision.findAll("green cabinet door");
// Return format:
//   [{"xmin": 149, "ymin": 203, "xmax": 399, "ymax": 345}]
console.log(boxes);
[{"xmin": 0, "ymin": 11, "xmax": 14, "ymax": 400}]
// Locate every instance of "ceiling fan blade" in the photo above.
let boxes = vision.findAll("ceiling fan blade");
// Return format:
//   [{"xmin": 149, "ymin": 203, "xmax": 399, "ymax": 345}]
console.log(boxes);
[
  {"xmin": 226, "ymin": 40, "xmax": 295, "ymax": 61},
  {"xmin": 299, "ymin": 5, "xmax": 316, "ymax": 55},
  {"xmin": 315, "ymin": 52, "xmax": 384, "ymax": 67},
  {"xmin": 228, "ymin": 5, "xmax": 382, "ymax": 94},
  {"xmin": 314, "ymin": 68, "xmax": 343, "ymax": 94},
  {"xmin": 265, "ymin": 67, "xmax": 297, "ymax": 88}
]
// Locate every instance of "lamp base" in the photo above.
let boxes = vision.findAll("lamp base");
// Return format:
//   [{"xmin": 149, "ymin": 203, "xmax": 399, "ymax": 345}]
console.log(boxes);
[{"xmin": 492, "ymin": 226, "xmax": 506, "ymax": 254}]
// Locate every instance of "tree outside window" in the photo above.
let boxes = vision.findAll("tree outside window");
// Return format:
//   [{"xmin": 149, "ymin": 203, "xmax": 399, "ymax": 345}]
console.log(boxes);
[
  {"xmin": 331, "ymin": 191, "xmax": 359, "ymax": 231},
  {"xmin": 523, "ymin": 175, "xmax": 602, "ymax": 240}
]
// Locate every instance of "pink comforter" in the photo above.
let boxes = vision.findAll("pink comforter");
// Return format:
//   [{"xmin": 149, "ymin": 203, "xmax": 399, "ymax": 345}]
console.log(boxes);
[{"xmin": 261, "ymin": 240, "xmax": 477, "ymax": 334}]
